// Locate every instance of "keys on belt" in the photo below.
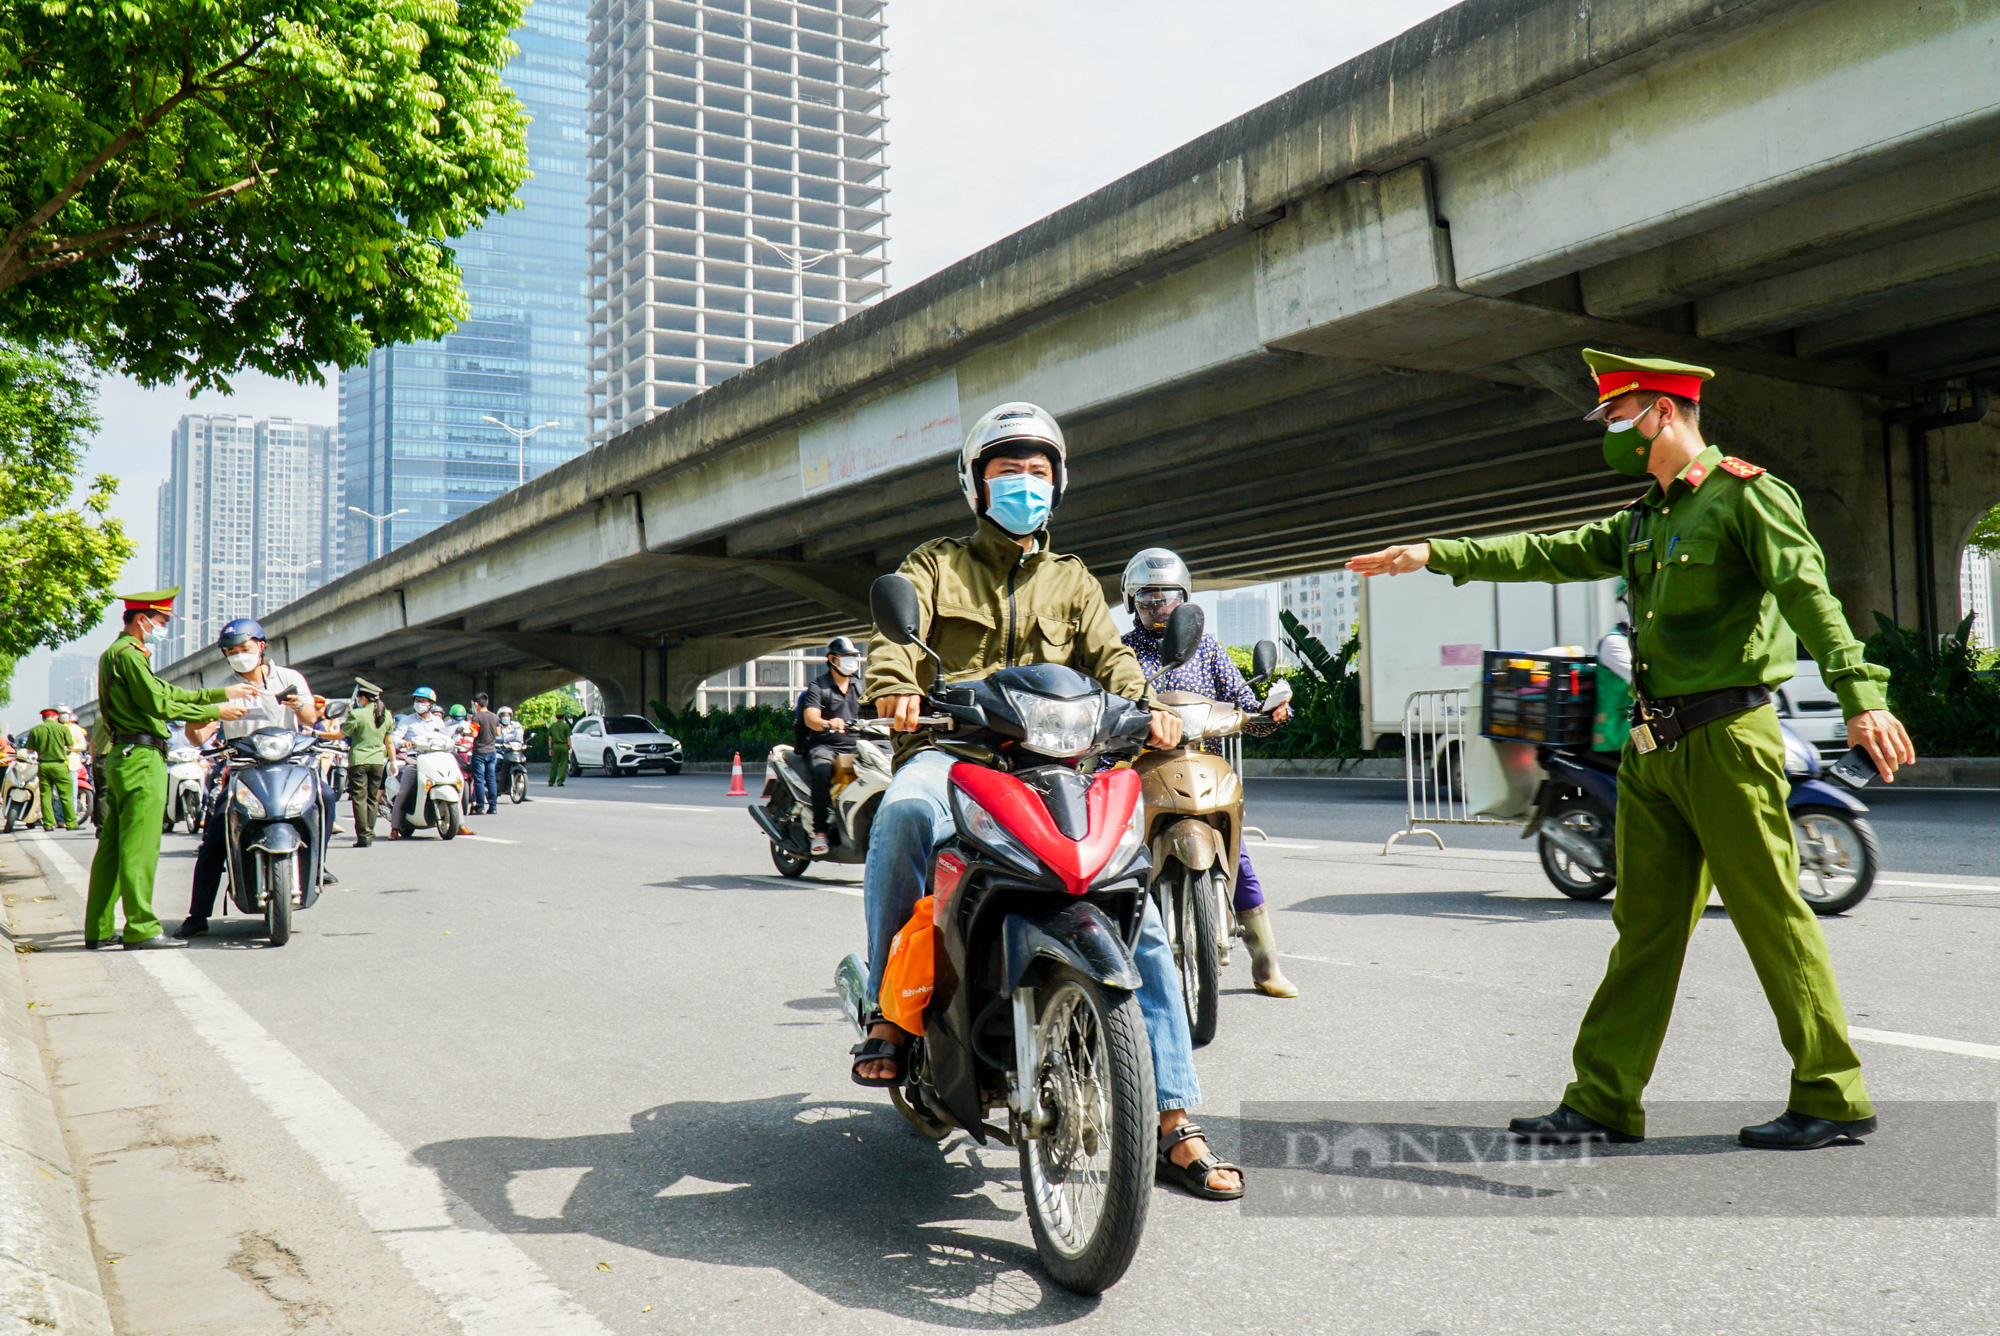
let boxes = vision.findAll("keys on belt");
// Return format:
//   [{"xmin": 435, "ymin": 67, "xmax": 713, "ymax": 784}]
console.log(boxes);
[{"xmin": 1630, "ymin": 686, "xmax": 1773, "ymax": 753}]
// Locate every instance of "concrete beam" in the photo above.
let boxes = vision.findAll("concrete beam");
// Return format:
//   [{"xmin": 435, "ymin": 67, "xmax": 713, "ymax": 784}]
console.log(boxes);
[
  {"xmin": 1580, "ymin": 140, "xmax": 2000, "ymax": 317},
  {"xmin": 460, "ymin": 632, "xmax": 647, "ymax": 716},
  {"xmin": 660, "ymin": 637, "xmax": 807, "ymax": 712}
]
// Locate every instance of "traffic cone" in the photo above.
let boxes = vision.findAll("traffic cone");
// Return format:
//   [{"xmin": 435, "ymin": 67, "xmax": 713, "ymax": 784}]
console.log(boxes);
[{"xmin": 727, "ymin": 752, "xmax": 747, "ymax": 797}]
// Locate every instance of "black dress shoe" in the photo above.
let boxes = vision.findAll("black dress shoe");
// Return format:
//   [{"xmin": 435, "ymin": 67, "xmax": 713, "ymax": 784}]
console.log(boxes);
[
  {"xmin": 1739, "ymin": 1110, "xmax": 1877, "ymax": 1150},
  {"xmin": 1508, "ymin": 1102, "xmax": 1643, "ymax": 1144},
  {"xmin": 123, "ymin": 935, "xmax": 188, "ymax": 949},
  {"xmin": 171, "ymin": 918, "xmax": 208, "ymax": 939},
  {"xmin": 321, "ymin": 868, "xmax": 340, "ymax": 885},
  {"xmin": 82, "ymin": 938, "xmax": 107, "ymax": 950}
]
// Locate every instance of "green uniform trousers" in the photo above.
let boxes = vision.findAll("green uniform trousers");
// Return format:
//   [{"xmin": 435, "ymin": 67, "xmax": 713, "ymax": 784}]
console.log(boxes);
[
  {"xmin": 85, "ymin": 747, "xmax": 169, "ymax": 944},
  {"xmin": 37, "ymin": 762, "xmax": 75, "ymax": 829},
  {"xmin": 1562, "ymin": 705, "xmax": 1872, "ymax": 1137},
  {"xmin": 547, "ymin": 745, "xmax": 568, "ymax": 785}
]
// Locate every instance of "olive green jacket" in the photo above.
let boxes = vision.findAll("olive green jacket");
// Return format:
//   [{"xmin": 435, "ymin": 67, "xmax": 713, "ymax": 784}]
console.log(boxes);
[
  {"xmin": 1427, "ymin": 446, "xmax": 1889, "ymax": 719},
  {"xmin": 864, "ymin": 519, "xmax": 1150, "ymax": 761},
  {"xmin": 95, "ymin": 633, "xmax": 229, "ymax": 740}
]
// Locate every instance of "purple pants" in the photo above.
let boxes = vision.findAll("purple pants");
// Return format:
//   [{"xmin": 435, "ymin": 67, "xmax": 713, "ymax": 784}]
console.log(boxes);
[{"xmin": 1234, "ymin": 847, "xmax": 1264, "ymax": 911}]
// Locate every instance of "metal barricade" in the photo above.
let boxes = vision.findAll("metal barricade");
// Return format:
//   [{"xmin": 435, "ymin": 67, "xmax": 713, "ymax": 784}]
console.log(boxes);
[
  {"xmin": 1218, "ymin": 732, "xmax": 1268, "ymax": 842},
  {"xmin": 1384, "ymin": 688, "xmax": 1516, "ymax": 854}
]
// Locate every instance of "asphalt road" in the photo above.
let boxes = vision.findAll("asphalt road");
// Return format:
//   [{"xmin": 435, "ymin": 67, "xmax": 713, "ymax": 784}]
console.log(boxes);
[{"xmin": 17, "ymin": 769, "xmax": 2000, "ymax": 1335}]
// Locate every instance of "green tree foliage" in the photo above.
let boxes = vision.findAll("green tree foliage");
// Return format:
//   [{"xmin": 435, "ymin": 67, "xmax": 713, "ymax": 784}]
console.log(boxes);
[
  {"xmin": 0, "ymin": 0, "xmax": 529, "ymax": 389},
  {"xmin": 1864, "ymin": 613, "xmax": 2000, "ymax": 756},
  {"xmin": 515, "ymin": 683, "xmax": 580, "ymax": 759},
  {"xmin": 0, "ymin": 343, "xmax": 130, "ymax": 656},
  {"xmin": 1239, "ymin": 610, "xmax": 1379, "ymax": 759},
  {"xmin": 1967, "ymin": 502, "xmax": 2000, "ymax": 557},
  {"xmin": 649, "ymin": 700, "xmax": 792, "ymax": 763}
]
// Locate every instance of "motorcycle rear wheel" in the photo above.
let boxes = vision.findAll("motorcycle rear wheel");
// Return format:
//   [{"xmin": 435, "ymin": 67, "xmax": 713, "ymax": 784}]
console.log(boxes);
[
  {"xmin": 1537, "ymin": 794, "xmax": 1616, "ymax": 900},
  {"xmin": 770, "ymin": 839, "xmax": 809, "ymax": 877},
  {"xmin": 1019, "ymin": 966, "xmax": 1154, "ymax": 1296},
  {"xmin": 1792, "ymin": 805, "xmax": 1878, "ymax": 915}
]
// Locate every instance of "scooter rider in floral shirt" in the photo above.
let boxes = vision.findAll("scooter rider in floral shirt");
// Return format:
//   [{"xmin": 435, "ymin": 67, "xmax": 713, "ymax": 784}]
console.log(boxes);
[{"xmin": 1119, "ymin": 548, "xmax": 1298, "ymax": 998}]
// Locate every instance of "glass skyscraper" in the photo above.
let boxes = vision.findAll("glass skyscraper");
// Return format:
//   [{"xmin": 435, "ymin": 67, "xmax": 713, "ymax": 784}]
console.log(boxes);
[{"xmin": 338, "ymin": 0, "xmax": 591, "ymax": 567}]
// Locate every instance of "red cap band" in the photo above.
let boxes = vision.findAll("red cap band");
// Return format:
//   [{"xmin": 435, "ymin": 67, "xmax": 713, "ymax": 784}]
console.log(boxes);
[{"xmin": 1596, "ymin": 371, "xmax": 1705, "ymax": 403}]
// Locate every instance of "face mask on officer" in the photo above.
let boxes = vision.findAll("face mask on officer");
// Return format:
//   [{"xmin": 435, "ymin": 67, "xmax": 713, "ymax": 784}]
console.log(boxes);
[
  {"xmin": 225, "ymin": 645, "xmax": 262, "ymax": 674},
  {"xmin": 1601, "ymin": 399, "xmax": 1666, "ymax": 476},
  {"xmin": 833, "ymin": 654, "xmax": 862, "ymax": 676},
  {"xmin": 141, "ymin": 615, "xmax": 170, "ymax": 644}
]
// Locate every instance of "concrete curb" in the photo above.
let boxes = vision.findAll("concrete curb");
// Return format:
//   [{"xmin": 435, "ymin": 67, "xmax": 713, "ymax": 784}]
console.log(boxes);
[{"xmin": 0, "ymin": 839, "xmax": 115, "ymax": 1336}]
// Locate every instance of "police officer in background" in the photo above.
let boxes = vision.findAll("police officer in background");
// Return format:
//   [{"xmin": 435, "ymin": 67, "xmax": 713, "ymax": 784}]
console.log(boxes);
[
  {"xmin": 794, "ymin": 636, "xmax": 864, "ymax": 855},
  {"xmin": 1349, "ymin": 348, "xmax": 1916, "ymax": 1152}
]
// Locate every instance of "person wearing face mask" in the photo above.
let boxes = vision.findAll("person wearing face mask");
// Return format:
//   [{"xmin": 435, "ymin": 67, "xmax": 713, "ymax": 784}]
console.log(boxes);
[
  {"xmin": 794, "ymin": 636, "xmax": 866, "ymax": 855},
  {"xmin": 1118, "ymin": 548, "xmax": 1299, "ymax": 998},
  {"xmin": 87, "ymin": 590, "xmax": 258, "ymax": 949},
  {"xmin": 856, "ymin": 404, "xmax": 1247, "ymax": 1201},
  {"xmin": 1347, "ymin": 347, "xmax": 1916, "ymax": 1153},
  {"xmin": 387, "ymin": 687, "xmax": 457, "ymax": 838},
  {"xmin": 175, "ymin": 619, "xmax": 326, "ymax": 938}
]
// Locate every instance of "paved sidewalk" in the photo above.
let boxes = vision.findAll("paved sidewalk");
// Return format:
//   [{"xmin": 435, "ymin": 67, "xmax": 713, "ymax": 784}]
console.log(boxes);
[{"xmin": 7, "ymin": 832, "xmax": 333, "ymax": 1335}]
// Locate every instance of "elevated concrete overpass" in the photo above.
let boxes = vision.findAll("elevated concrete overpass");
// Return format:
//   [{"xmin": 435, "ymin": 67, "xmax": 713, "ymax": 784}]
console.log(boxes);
[{"xmin": 160, "ymin": 0, "xmax": 2000, "ymax": 713}]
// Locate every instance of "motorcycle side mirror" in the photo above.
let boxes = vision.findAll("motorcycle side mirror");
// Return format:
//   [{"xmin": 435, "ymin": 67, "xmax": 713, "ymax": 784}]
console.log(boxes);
[
  {"xmin": 323, "ymin": 699, "xmax": 350, "ymax": 720},
  {"xmin": 1148, "ymin": 602, "xmax": 1204, "ymax": 683},
  {"xmin": 870, "ymin": 574, "xmax": 924, "ymax": 646},
  {"xmin": 1251, "ymin": 639, "xmax": 1278, "ymax": 683}
]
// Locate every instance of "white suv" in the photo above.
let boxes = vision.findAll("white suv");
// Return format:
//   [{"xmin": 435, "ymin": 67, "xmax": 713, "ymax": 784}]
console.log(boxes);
[
  {"xmin": 567, "ymin": 715, "xmax": 684, "ymax": 776},
  {"xmin": 1776, "ymin": 658, "xmax": 1847, "ymax": 754}
]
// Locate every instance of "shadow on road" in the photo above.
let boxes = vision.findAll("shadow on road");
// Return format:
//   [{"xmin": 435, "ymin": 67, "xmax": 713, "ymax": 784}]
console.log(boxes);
[
  {"xmin": 1286, "ymin": 889, "xmax": 1729, "ymax": 921},
  {"xmin": 648, "ymin": 873, "xmax": 860, "ymax": 893},
  {"xmin": 415, "ymin": 1093, "xmax": 1095, "ymax": 1328}
]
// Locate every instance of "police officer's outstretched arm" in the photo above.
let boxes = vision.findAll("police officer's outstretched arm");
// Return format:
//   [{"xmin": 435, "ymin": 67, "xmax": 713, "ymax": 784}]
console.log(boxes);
[
  {"xmin": 1737, "ymin": 475, "xmax": 1916, "ymax": 779},
  {"xmin": 1350, "ymin": 515, "xmax": 1627, "ymax": 584}
]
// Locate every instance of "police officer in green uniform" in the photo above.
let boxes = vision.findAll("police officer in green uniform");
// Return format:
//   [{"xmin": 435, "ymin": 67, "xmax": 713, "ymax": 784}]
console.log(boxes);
[
  {"xmin": 546, "ymin": 712, "xmax": 573, "ymax": 786},
  {"xmin": 85, "ymin": 590, "xmax": 256, "ymax": 949},
  {"xmin": 1350, "ymin": 349, "xmax": 1917, "ymax": 1151},
  {"xmin": 25, "ymin": 709, "xmax": 80, "ymax": 830}
]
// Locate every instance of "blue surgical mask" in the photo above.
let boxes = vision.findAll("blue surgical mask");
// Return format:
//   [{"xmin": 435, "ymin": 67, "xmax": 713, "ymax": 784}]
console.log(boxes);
[
  {"xmin": 984, "ymin": 473, "xmax": 1053, "ymax": 537},
  {"xmin": 145, "ymin": 621, "xmax": 170, "ymax": 644}
]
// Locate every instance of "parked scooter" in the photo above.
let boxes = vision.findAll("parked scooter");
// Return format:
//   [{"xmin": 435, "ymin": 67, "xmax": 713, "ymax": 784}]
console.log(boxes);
[
  {"xmin": 834, "ymin": 576, "xmax": 1201, "ymax": 1296},
  {"xmin": 401, "ymin": 733, "xmax": 466, "ymax": 839},
  {"xmin": 500, "ymin": 743, "xmax": 529, "ymax": 804},
  {"xmin": 166, "ymin": 742, "xmax": 206, "ymax": 834},
  {"xmin": 1528, "ymin": 721, "xmax": 1878, "ymax": 914},
  {"xmin": 1135, "ymin": 639, "xmax": 1292, "ymax": 1045},
  {"xmin": 69, "ymin": 763, "xmax": 93, "ymax": 830},
  {"xmin": 218, "ymin": 728, "xmax": 334, "ymax": 945},
  {"xmin": 2, "ymin": 748, "xmax": 38, "ymax": 833},
  {"xmin": 753, "ymin": 720, "xmax": 895, "ymax": 875}
]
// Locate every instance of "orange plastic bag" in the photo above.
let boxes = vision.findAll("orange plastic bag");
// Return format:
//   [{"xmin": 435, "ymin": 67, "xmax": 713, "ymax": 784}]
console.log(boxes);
[{"xmin": 879, "ymin": 895, "xmax": 936, "ymax": 1035}]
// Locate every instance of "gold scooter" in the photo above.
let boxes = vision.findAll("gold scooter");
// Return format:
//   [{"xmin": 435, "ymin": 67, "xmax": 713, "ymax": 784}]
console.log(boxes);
[{"xmin": 1134, "ymin": 640, "xmax": 1290, "ymax": 1045}]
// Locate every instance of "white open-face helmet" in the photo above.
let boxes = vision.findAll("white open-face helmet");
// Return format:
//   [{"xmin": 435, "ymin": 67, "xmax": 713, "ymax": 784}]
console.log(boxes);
[
  {"xmin": 956, "ymin": 402, "xmax": 1068, "ymax": 516},
  {"xmin": 1120, "ymin": 548, "xmax": 1193, "ymax": 612}
]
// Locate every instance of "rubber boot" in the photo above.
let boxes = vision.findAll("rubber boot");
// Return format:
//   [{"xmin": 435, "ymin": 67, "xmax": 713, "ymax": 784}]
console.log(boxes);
[{"xmin": 1238, "ymin": 906, "xmax": 1298, "ymax": 998}]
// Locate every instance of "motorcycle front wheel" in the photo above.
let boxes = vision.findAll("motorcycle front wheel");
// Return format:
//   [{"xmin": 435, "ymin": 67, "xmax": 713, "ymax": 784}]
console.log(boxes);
[
  {"xmin": 436, "ymin": 799, "xmax": 462, "ymax": 840},
  {"xmin": 509, "ymin": 769, "xmax": 527, "ymax": 803},
  {"xmin": 1792, "ymin": 805, "xmax": 1878, "ymax": 915},
  {"xmin": 1161, "ymin": 862, "xmax": 1221, "ymax": 1047},
  {"xmin": 1537, "ymin": 794, "xmax": 1616, "ymax": 900},
  {"xmin": 262, "ymin": 852, "xmax": 296, "ymax": 946},
  {"xmin": 1019, "ymin": 966, "xmax": 1154, "ymax": 1296}
]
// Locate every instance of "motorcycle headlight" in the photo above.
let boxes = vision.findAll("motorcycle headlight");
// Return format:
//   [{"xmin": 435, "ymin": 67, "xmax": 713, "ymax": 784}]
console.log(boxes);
[
  {"xmin": 949, "ymin": 787, "xmax": 1039, "ymax": 875},
  {"xmin": 1001, "ymin": 689, "xmax": 1100, "ymax": 758},
  {"xmin": 233, "ymin": 787, "xmax": 267, "ymax": 818},
  {"xmin": 250, "ymin": 733, "xmax": 293, "ymax": 763},
  {"xmin": 1171, "ymin": 701, "xmax": 1212, "ymax": 742}
]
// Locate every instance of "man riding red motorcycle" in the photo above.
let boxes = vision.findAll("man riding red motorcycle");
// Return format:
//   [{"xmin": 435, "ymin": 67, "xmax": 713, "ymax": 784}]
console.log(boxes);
[{"xmin": 854, "ymin": 402, "xmax": 1242, "ymax": 1209}]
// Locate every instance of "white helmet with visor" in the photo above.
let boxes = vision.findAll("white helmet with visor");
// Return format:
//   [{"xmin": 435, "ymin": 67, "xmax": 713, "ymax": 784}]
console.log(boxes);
[{"xmin": 1121, "ymin": 548, "xmax": 1193, "ymax": 632}]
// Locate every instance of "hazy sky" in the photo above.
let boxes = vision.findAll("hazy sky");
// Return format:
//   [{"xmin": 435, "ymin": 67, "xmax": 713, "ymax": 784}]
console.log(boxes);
[{"xmin": 14, "ymin": 0, "xmax": 1454, "ymax": 705}]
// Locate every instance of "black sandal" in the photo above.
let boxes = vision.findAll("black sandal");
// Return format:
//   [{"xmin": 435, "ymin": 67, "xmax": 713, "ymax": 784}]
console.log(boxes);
[
  {"xmin": 849, "ymin": 1023, "xmax": 904, "ymax": 1088},
  {"xmin": 1156, "ymin": 1122, "xmax": 1245, "ymax": 1200}
]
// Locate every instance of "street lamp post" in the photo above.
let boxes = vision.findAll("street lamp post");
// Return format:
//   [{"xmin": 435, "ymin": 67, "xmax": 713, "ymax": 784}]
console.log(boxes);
[
  {"xmin": 481, "ymin": 416, "xmax": 563, "ymax": 487},
  {"xmin": 348, "ymin": 507, "xmax": 410, "ymax": 562},
  {"xmin": 750, "ymin": 238, "xmax": 853, "ymax": 342}
]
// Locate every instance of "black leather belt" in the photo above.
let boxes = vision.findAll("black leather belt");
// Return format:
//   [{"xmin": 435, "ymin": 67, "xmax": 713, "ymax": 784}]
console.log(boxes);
[
  {"xmin": 110, "ymin": 732, "xmax": 168, "ymax": 756},
  {"xmin": 1630, "ymin": 686, "xmax": 1771, "ymax": 753}
]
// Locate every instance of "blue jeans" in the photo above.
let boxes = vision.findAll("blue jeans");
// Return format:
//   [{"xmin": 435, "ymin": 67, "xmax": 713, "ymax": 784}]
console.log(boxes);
[
  {"xmin": 861, "ymin": 749, "xmax": 1201, "ymax": 1112},
  {"xmin": 471, "ymin": 752, "xmax": 497, "ymax": 811}
]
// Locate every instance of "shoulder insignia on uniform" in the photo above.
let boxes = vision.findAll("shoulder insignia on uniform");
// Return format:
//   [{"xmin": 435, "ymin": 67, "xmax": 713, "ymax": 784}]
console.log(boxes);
[{"xmin": 1717, "ymin": 456, "xmax": 1766, "ymax": 479}]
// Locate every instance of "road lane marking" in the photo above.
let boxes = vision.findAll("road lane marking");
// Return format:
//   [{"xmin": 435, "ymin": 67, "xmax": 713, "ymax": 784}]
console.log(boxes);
[
  {"xmin": 458, "ymin": 835, "xmax": 519, "ymax": 845},
  {"xmin": 1251, "ymin": 839, "xmax": 1321, "ymax": 850},
  {"xmin": 1875, "ymin": 879, "xmax": 2000, "ymax": 893},
  {"xmin": 19, "ymin": 831, "xmax": 617, "ymax": 1335},
  {"xmin": 1849, "ymin": 1027, "xmax": 2000, "ymax": 1061}
]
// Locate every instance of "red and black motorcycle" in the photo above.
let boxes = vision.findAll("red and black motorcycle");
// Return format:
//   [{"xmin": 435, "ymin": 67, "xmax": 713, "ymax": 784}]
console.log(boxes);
[{"xmin": 837, "ymin": 574, "xmax": 1201, "ymax": 1295}]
